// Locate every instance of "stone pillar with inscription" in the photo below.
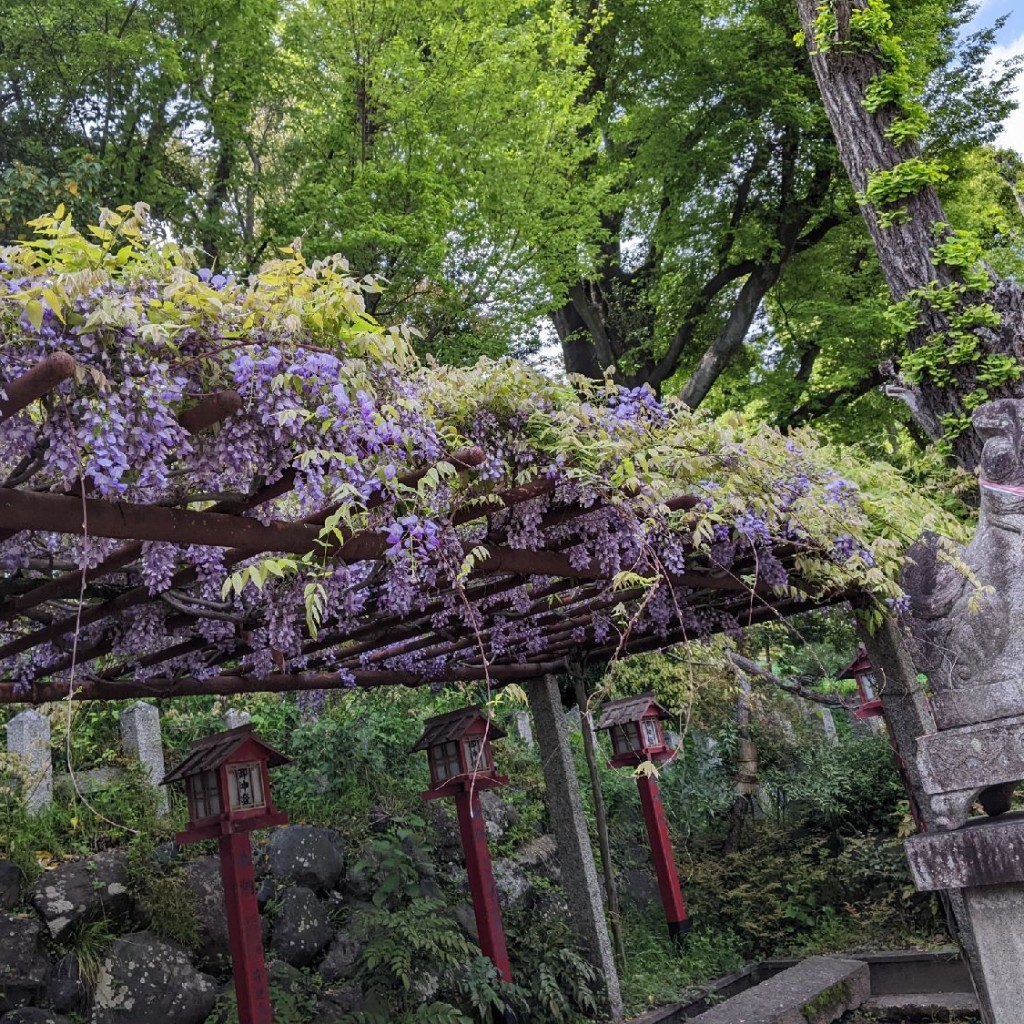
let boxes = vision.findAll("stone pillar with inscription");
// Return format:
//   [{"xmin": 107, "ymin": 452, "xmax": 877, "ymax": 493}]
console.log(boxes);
[{"xmin": 894, "ymin": 400, "xmax": 1024, "ymax": 1024}]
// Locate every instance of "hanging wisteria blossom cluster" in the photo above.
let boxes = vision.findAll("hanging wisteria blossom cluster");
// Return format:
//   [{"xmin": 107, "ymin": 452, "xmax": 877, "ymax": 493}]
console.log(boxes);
[{"xmin": 0, "ymin": 207, "xmax": 959, "ymax": 702}]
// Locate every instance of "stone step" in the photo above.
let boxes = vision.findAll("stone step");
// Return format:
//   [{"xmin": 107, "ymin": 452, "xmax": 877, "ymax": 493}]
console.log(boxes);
[
  {"xmin": 689, "ymin": 956, "xmax": 869, "ymax": 1024},
  {"xmin": 862, "ymin": 991, "xmax": 980, "ymax": 1020}
]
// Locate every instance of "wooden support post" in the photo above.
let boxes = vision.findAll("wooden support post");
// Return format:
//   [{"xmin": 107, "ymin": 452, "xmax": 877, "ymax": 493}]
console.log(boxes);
[
  {"xmin": 219, "ymin": 832, "xmax": 273, "ymax": 1024},
  {"xmin": 453, "ymin": 788, "xmax": 512, "ymax": 983},
  {"xmin": 635, "ymin": 774, "xmax": 689, "ymax": 941}
]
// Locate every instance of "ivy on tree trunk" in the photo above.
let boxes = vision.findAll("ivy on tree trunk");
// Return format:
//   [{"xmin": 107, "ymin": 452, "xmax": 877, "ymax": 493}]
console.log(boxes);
[{"xmin": 796, "ymin": 0, "xmax": 1024, "ymax": 471}]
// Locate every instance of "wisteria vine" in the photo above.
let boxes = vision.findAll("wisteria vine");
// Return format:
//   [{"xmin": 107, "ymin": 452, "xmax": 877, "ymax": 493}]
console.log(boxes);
[{"xmin": 0, "ymin": 206, "xmax": 960, "ymax": 698}]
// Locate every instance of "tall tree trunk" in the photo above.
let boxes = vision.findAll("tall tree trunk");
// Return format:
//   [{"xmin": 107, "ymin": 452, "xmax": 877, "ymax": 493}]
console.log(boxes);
[{"xmin": 795, "ymin": 0, "xmax": 1024, "ymax": 471}]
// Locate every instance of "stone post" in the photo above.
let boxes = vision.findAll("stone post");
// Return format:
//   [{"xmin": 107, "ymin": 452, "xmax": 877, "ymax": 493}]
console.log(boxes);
[
  {"xmin": 818, "ymin": 707, "xmax": 839, "ymax": 746},
  {"xmin": 6, "ymin": 710, "xmax": 52, "ymax": 815},
  {"xmin": 120, "ymin": 701, "xmax": 168, "ymax": 816},
  {"xmin": 510, "ymin": 710, "xmax": 534, "ymax": 748},
  {"xmin": 526, "ymin": 674, "xmax": 623, "ymax": 1021},
  {"xmin": 225, "ymin": 708, "xmax": 251, "ymax": 731}
]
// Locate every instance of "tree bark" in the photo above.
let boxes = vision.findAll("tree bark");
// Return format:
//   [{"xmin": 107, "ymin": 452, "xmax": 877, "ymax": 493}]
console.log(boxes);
[
  {"xmin": 723, "ymin": 667, "xmax": 759, "ymax": 854},
  {"xmin": 796, "ymin": 0, "xmax": 1024, "ymax": 471},
  {"xmin": 678, "ymin": 263, "xmax": 782, "ymax": 407}
]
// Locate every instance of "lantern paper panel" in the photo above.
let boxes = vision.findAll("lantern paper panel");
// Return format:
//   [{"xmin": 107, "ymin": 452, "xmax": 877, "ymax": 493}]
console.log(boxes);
[
  {"xmin": 465, "ymin": 736, "xmax": 489, "ymax": 772},
  {"xmin": 641, "ymin": 718, "xmax": 662, "ymax": 748},
  {"xmin": 228, "ymin": 762, "xmax": 266, "ymax": 811},
  {"xmin": 431, "ymin": 740, "xmax": 462, "ymax": 783},
  {"xmin": 612, "ymin": 722, "xmax": 643, "ymax": 755},
  {"xmin": 188, "ymin": 770, "xmax": 222, "ymax": 820}
]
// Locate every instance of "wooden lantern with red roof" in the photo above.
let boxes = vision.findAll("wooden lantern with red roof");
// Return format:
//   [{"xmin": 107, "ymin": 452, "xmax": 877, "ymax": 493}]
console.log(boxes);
[
  {"xmin": 839, "ymin": 644, "xmax": 883, "ymax": 721},
  {"xmin": 412, "ymin": 706, "xmax": 513, "ymax": 993},
  {"xmin": 598, "ymin": 692, "xmax": 672, "ymax": 768},
  {"xmin": 162, "ymin": 724, "xmax": 291, "ymax": 1024},
  {"xmin": 163, "ymin": 723, "xmax": 290, "ymax": 842},
  {"xmin": 412, "ymin": 705, "xmax": 508, "ymax": 800},
  {"xmin": 597, "ymin": 692, "xmax": 690, "ymax": 941}
]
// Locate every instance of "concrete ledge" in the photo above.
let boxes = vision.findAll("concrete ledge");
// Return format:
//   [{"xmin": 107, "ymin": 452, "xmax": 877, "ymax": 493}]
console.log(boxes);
[
  {"xmin": 689, "ymin": 956, "xmax": 868, "ymax": 1024},
  {"xmin": 905, "ymin": 815, "xmax": 1024, "ymax": 891},
  {"xmin": 863, "ymin": 991, "xmax": 980, "ymax": 1020}
]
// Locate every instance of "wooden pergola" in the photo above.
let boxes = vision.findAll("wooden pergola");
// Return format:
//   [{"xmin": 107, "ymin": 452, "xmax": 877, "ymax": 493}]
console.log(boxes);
[{"xmin": 0, "ymin": 353, "xmax": 854, "ymax": 706}]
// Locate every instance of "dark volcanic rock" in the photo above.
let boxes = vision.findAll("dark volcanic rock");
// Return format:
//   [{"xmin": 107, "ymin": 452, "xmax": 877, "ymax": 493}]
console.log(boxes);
[
  {"xmin": 318, "ymin": 929, "xmax": 364, "ymax": 983},
  {"xmin": 0, "ymin": 863, "xmax": 21, "ymax": 911},
  {"xmin": 0, "ymin": 915, "xmax": 49, "ymax": 1013},
  {"xmin": 32, "ymin": 851, "xmax": 131, "ymax": 940},
  {"xmin": 183, "ymin": 856, "xmax": 230, "ymax": 971},
  {"xmin": 1, "ymin": 1010, "xmax": 72, "ymax": 1024},
  {"xmin": 46, "ymin": 956, "xmax": 86, "ymax": 1015},
  {"xmin": 265, "ymin": 826, "xmax": 345, "ymax": 893},
  {"xmin": 310, "ymin": 986, "xmax": 365, "ymax": 1022},
  {"xmin": 90, "ymin": 931, "xmax": 217, "ymax": 1024},
  {"xmin": 269, "ymin": 887, "xmax": 333, "ymax": 967}
]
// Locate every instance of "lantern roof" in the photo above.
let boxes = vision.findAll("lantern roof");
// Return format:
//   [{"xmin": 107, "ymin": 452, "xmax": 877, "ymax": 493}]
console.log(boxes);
[
  {"xmin": 162, "ymin": 723, "xmax": 290, "ymax": 785},
  {"xmin": 596, "ymin": 692, "xmax": 669, "ymax": 730},
  {"xmin": 838, "ymin": 644, "xmax": 873, "ymax": 680},
  {"xmin": 411, "ymin": 705, "xmax": 505, "ymax": 753}
]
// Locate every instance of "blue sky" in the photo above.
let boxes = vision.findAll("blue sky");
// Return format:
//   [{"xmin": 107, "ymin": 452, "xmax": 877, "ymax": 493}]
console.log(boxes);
[{"xmin": 970, "ymin": 0, "xmax": 1024, "ymax": 151}]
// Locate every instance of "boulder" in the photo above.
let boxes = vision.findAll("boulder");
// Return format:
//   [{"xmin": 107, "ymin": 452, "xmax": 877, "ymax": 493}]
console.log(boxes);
[
  {"xmin": 46, "ymin": 956, "xmax": 86, "ymax": 1015},
  {"xmin": 618, "ymin": 867, "xmax": 661, "ymax": 911},
  {"xmin": 0, "ymin": 916, "xmax": 49, "ymax": 1013},
  {"xmin": 0, "ymin": 863, "xmax": 21, "ymax": 911},
  {"xmin": 269, "ymin": 887, "xmax": 333, "ymax": 967},
  {"xmin": 265, "ymin": 827, "xmax": 344, "ymax": 893},
  {"xmin": 90, "ymin": 931, "xmax": 217, "ymax": 1024},
  {"xmin": 318, "ymin": 929, "xmax": 364, "ymax": 984},
  {"xmin": 452, "ymin": 903, "xmax": 478, "ymax": 943},
  {"xmin": 32, "ymin": 851, "xmax": 131, "ymax": 940},
  {"xmin": 479, "ymin": 790, "xmax": 519, "ymax": 843},
  {"xmin": 491, "ymin": 835, "xmax": 564, "ymax": 914},
  {"xmin": 492, "ymin": 858, "xmax": 532, "ymax": 908},
  {"xmin": 310, "ymin": 986, "xmax": 365, "ymax": 1022},
  {"xmin": 424, "ymin": 802, "xmax": 463, "ymax": 864},
  {"xmin": 516, "ymin": 834, "xmax": 559, "ymax": 880},
  {"xmin": 183, "ymin": 857, "xmax": 230, "ymax": 971},
  {"xmin": 0, "ymin": 1011, "xmax": 72, "ymax": 1024}
]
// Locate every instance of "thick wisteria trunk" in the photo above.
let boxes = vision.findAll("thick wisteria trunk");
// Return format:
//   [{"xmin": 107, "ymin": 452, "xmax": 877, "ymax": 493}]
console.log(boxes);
[
  {"xmin": 723, "ymin": 669, "xmax": 759, "ymax": 854},
  {"xmin": 795, "ymin": 0, "xmax": 1024, "ymax": 471}
]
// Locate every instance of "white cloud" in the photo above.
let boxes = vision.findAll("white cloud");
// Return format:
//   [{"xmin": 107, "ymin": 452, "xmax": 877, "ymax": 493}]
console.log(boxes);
[{"xmin": 986, "ymin": 33, "xmax": 1024, "ymax": 152}]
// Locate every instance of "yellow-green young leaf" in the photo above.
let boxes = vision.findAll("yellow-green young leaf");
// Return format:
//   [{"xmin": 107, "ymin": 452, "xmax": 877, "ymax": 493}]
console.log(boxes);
[
  {"xmin": 41, "ymin": 289, "xmax": 65, "ymax": 322},
  {"xmin": 633, "ymin": 759, "xmax": 660, "ymax": 779},
  {"xmin": 24, "ymin": 299, "xmax": 44, "ymax": 330}
]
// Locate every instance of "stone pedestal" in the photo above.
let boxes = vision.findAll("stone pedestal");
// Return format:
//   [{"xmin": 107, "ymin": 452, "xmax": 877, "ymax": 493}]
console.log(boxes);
[
  {"xmin": 906, "ymin": 816, "xmax": 1024, "ymax": 1023},
  {"xmin": 120, "ymin": 701, "xmax": 168, "ymax": 815},
  {"xmin": 527, "ymin": 674, "xmax": 622, "ymax": 1021},
  {"xmin": 6, "ymin": 710, "xmax": 52, "ymax": 814}
]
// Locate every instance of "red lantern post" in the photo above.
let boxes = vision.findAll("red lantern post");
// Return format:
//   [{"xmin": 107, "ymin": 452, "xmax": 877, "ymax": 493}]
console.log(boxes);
[
  {"xmin": 162, "ymin": 725, "xmax": 291, "ymax": 1024},
  {"xmin": 597, "ymin": 694, "xmax": 690, "ymax": 941},
  {"xmin": 412, "ymin": 707, "xmax": 512, "ymax": 983},
  {"xmin": 839, "ymin": 646, "xmax": 925, "ymax": 831},
  {"xmin": 840, "ymin": 645, "xmax": 883, "ymax": 721}
]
